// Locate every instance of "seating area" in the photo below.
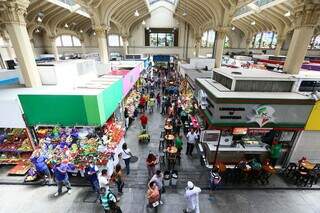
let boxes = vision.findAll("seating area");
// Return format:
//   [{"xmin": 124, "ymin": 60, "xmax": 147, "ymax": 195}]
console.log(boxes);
[
  {"xmin": 282, "ymin": 158, "xmax": 320, "ymax": 187},
  {"xmin": 215, "ymin": 159, "xmax": 276, "ymax": 186}
]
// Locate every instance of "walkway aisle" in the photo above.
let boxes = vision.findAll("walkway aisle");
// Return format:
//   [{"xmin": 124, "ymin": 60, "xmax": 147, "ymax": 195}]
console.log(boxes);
[{"xmin": 123, "ymin": 91, "xmax": 208, "ymax": 189}]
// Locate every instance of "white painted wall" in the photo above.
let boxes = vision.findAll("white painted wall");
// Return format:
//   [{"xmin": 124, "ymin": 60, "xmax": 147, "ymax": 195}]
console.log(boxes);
[{"xmin": 290, "ymin": 131, "xmax": 320, "ymax": 163}]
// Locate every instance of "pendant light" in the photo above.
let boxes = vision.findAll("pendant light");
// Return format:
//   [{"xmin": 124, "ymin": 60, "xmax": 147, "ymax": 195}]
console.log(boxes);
[{"xmin": 134, "ymin": 10, "xmax": 140, "ymax": 17}]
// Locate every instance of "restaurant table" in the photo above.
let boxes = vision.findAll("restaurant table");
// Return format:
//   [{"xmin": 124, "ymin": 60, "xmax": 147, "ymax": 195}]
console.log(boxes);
[
  {"xmin": 167, "ymin": 146, "xmax": 178, "ymax": 154},
  {"xmin": 164, "ymin": 125, "xmax": 173, "ymax": 134},
  {"xmin": 300, "ymin": 160, "xmax": 316, "ymax": 170},
  {"xmin": 165, "ymin": 134, "xmax": 175, "ymax": 141}
]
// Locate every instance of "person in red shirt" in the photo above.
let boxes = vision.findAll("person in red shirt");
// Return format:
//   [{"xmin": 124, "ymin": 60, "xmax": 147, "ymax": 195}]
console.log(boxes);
[
  {"xmin": 139, "ymin": 96, "xmax": 146, "ymax": 113},
  {"xmin": 140, "ymin": 113, "xmax": 148, "ymax": 130}
]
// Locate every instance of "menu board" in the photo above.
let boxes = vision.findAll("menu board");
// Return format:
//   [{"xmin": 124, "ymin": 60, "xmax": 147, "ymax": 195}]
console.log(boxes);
[{"xmin": 201, "ymin": 130, "xmax": 221, "ymax": 143}]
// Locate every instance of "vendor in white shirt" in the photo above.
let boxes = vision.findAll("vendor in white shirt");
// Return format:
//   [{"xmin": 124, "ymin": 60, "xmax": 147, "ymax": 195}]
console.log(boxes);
[
  {"xmin": 186, "ymin": 129, "xmax": 198, "ymax": 156},
  {"xmin": 121, "ymin": 143, "xmax": 132, "ymax": 175},
  {"xmin": 98, "ymin": 169, "xmax": 110, "ymax": 189}
]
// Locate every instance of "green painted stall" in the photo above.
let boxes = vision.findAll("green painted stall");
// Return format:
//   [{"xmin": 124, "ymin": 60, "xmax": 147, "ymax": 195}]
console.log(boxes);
[{"xmin": 18, "ymin": 78, "xmax": 123, "ymax": 127}]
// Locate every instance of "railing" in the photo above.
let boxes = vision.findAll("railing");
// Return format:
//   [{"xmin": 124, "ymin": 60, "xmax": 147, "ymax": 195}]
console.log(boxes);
[
  {"xmin": 57, "ymin": 0, "xmax": 76, "ymax": 6},
  {"xmin": 235, "ymin": 5, "xmax": 251, "ymax": 17},
  {"xmin": 255, "ymin": 0, "xmax": 275, "ymax": 7}
]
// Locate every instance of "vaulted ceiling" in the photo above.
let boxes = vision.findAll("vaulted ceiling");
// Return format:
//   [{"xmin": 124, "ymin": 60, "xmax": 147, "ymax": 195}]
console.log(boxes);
[{"xmin": 23, "ymin": 0, "xmax": 320, "ymax": 39}]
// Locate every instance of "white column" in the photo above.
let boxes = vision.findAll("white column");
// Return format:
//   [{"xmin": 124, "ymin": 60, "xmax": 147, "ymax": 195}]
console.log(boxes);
[
  {"xmin": 122, "ymin": 36, "xmax": 129, "ymax": 56},
  {"xmin": 1, "ymin": 0, "xmax": 42, "ymax": 87},
  {"xmin": 195, "ymin": 37, "xmax": 201, "ymax": 57},
  {"xmin": 283, "ymin": 1, "xmax": 320, "ymax": 74},
  {"xmin": 80, "ymin": 39, "xmax": 86, "ymax": 55},
  {"xmin": 245, "ymin": 38, "xmax": 251, "ymax": 54},
  {"xmin": 95, "ymin": 27, "xmax": 109, "ymax": 63},
  {"xmin": 49, "ymin": 36, "xmax": 59, "ymax": 61},
  {"xmin": 214, "ymin": 31, "xmax": 226, "ymax": 68},
  {"xmin": 274, "ymin": 37, "xmax": 285, "ymax": 57},
  {"xmin": 3, "ymin": 38, "xmax": 15, "ymax": 60}
]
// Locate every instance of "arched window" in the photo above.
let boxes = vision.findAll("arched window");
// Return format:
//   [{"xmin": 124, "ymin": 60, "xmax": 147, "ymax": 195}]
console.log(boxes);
[
  {"xmin": 224, "ymin": 36, "xmax": 230, "ymax": 48},
  {"xmin": 55, "ymin": 35, "xmax": 82, "ymax": 47},
  {"xmin": 201, "ymin": 30, "xmax": 215, "ymax": 47},
  {"xmin": 249, "ymin": 32, "xmax": 277, "ymax": 49},
  {"xmin": 309, "ymin": 35, "xmax": 320, "ymax": 49},
  {"xmin": 108, "ymin": 34, "xmax": 123, "ymax": 47}
]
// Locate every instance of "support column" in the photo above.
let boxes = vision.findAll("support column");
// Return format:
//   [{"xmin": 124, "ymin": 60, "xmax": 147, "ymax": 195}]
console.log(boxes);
[
  {"xmin": 95, "ymin": 26, "xmax": 109, "ymax": 63},
  {"xmin": 122, "ymin": 36, "xmax": 129, "ymax": 56},
  {"xmin": 274, "ymin": 36, "xmax": 285, "ymax": 56},
  {"xmin": 30, "ymin": 38, "xmax": 36, "ymax": 56},
  {"xmin": 245, "ymin": 38, "xmax": 251, "ymax": 54},
  {"xmin": 3, "ymin": 38, "xmax": 15, "ymax": 60},
  {"xmin": 0, "ymin": 0, "xmax": 42, "ymax": 87},
  {"xmin": 49, "ymin": 36, "xmax": 59, "ymax": 61},
  {"xmin": 80, "ymin": 39, "xmax": 86, "ymax": 55},
  {"xmin": 283, "ymin": 1, "xmax": 320, "ymax": 74},
  {"xmin": 214, "ymin": 30, "xmax": 227, "ymax": 68},
  {"xmin": 194, "ymin": 37, "xmax": 201, "ymax": 57}
]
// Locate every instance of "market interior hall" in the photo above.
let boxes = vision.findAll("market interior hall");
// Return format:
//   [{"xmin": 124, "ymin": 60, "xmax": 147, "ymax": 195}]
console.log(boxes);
[{"xmin": 0, "ymin": 0, "xmax": 320, "ymax": 213}]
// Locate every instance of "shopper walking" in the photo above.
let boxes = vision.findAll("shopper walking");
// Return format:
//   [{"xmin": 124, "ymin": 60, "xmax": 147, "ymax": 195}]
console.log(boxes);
[
  {"xmin": 53, "ymin": 159, "xmax": 75, "ymax": 197},
  {"xmin": 124, "ymin": 107, "xmax": 129, "ymax": 129},
  {"xmin": 140, "ymin": 113, "xmax": 148, "ymax": 130},
  {"xmin": 148, "ymin": 96, "xmax": 155, "ymax": 113},
  {"xmin": 147, "ymin": 181, "xmax": 160, "ymax": 208},
  {"xmin": 121, "ymin": 143, "xmax": 132, "ymax": 175},
  {"xmin": 98, "ymin": 169, "xmax": 110, "ymax": 188},
  {"xmin": 150, "ymin": 170, "xmax": 165, "ymax": 199},
  {"xmin": 146, "ymin": 152, "xmax": 158, "ymax": 179},
  {"xmin": 139, "ymin": 95, "xmax": 146, "ymax": 113},
  {"xmin": 156, "ymin": 93, "xmax": 161, "ymax": 109},
  {"xmin": 99, "ymin": 187, "xmax": 119, "ymax": 213},
  {"xmin": 186, "ymin": 129, "xmax": 198, "ymax": 156},
  {"xmin": 183, "ymin": 181, "xmax": 202, "ymax": 213},
  {"xmin": 30, "ymin": 149, "xmax": 52, "ymax": 184},
  {"xmin": 85, "ymin": 160, "xmax": 100, "ymax": 196},
  {"xmin": 114, "ymin": 164, "xmax": 124, "ymax": 196}
]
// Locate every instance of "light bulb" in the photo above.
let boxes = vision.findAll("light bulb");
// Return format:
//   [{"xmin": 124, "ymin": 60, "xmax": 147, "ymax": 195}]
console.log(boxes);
[
  {"xmin": 93, "ymin": 32, "xmax": 96, "ymax": 36},
  {"xmin": 134, "ymin": 10, "xmax": 139, "ymax": 17},
  {"xmin": 232, "ymin": 26, "xmax": 235, "ymax": 31},
  {"xmin": 251, "ymin": 21, "xmax": 255, "ymax": 25},
  {"xmin": 284, "ymin": 11, "xmax": 290, "ymax": 17},
  {"xmin": 65, "ymin": 23, "xmax": 69, "ymax": 28},
  {"xmin": 142, "ymin": 20, "xmax": 146, "ymax": 25},
  {"xmin": 80, "ymin": 30, "xmax": 83, "ymax": 33},
  {"xmin": 35, "ymin": 28, "xmax": 40, "ymax": 33},
  {"xmin": 37, "ymin": 16, "xmax": 42, "ymax": 23}
]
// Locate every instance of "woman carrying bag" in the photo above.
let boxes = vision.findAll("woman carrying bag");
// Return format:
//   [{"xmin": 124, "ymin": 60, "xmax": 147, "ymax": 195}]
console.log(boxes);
[{"xmin": 121, "ymin": 143, "xmax": 132, "ymax": 175}]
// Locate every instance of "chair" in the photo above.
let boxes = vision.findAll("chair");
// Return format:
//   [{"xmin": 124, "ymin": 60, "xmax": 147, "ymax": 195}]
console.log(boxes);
[
  {"xmin": 159, "ymin": 138, "xmax": 165, "ymax": 151},
  {"xmin": 167, "ymin": 153, "xmax": 177, "ymax": 171},
  {"xmin": 283, "ymin": 162, "xmax": 298, "ymax": 178}
]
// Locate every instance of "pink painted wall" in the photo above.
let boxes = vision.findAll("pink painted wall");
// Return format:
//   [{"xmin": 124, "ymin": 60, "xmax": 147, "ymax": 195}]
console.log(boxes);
[{"xmin": 120, "ymin": 65, "xmax": 142, "ymax": 96}]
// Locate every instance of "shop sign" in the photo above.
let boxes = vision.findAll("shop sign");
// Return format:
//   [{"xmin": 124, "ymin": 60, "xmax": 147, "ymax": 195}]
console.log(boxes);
[
  {"xmin": 247, "ymin": 105, "xmax": 276, "ymax": 127},
  {"xmin": 206, "ymin": 99, "xmax": 313, "ymax": 127}
]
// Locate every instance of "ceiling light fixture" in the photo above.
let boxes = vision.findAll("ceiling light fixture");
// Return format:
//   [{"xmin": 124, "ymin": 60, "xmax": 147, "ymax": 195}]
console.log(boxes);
[
  {"xmin": 37, "ymin": 16, "xmax": 43, "ymax": 23},
  {"xmin": 251, "ymin": 21, "xmax": 256, "ymax": 25},
  {"xmin": 65, "ymin": 23, "xmax": 69, "ymax": 28},
  {"xmin": 134, "ymin": 10, "xmax": 140, "ymax": 17},
  {"xmin": 93, "ymin": 32, "xmax": 96, "ymax": 36},
  {"xmin": 80, "ymin": 30, "xmax": 83, "ymax": 33},
  {"xmin": 142, "ymin": 20, "xmax": 146, "ymax": 25},
  {"xmin": 284, "ymin": 11, "xmax": 290, "ymax": 17},
  {"xmin": 35, "ymin": 28, "xmax": 40, "ymax": 33},
  {"xmin": 232, "ymin": 26, "xmax": 235, "ymax": 31},
  {"xmin": 182, "ymin": 11, "xmax": 187, "ymax": 16}
]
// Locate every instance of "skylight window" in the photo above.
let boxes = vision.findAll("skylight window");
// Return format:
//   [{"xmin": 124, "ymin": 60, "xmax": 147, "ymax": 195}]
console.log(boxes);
[{"xmin": 148, "ymin": 0, "xmax": 176, "ymax": 5}]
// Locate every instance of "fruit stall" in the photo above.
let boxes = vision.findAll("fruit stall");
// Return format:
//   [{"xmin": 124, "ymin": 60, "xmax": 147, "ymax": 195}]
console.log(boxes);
[
  {"xmin": 0, "ymin": 90, "xmax": 35, "ymax": 175},
  {"xmin": 17, "ymin": 76, "xmax": 126, "ymax": 177}
]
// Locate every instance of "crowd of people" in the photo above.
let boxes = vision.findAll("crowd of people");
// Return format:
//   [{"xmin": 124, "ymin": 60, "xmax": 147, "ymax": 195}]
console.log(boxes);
[{"xmin": 29, "ymin": 65, "xmax": 204, "ymax": 213}]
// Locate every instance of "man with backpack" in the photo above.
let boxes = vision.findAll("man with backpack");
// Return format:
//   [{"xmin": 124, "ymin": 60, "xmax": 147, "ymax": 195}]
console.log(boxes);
[{"xmin": 99, "ymin": 187, "xmax": 122, "ymax": 213}]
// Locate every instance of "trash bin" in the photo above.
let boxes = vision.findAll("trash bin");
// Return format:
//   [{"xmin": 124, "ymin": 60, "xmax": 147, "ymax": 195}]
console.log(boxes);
[
  {"xmin": 171, "ymin": 170, "xmax": 178, "ymax": 186},
  {"xmin": 163, "ymin": 171, "xmax": 171, "ymax": 186}
]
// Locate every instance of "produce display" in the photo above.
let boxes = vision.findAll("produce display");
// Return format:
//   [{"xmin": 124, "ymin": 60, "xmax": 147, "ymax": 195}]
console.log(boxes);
[
  {"xmin": 124, "ymin": 89, "xmax": 141, "ymax": 117},
  {"xmin": 34, "ymin": 118, "xmax": 124, "ymax": 172},
  {"xmin": 0, "ymin": 128, "xmax": 33, "ymax": 165}
]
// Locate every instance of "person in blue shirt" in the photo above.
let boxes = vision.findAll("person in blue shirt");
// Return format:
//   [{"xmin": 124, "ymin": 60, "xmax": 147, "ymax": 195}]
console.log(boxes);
[
  {"xmin": 53, "ymin": 159, "xmax": 75, "ymax": 197},
  {"xmin": 85, "ymin": 160, "xmax": 100, "ymax": 196},
  {"xmin": 30, "ymin": 149, "xmax": 51, "ymax": 184}
]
